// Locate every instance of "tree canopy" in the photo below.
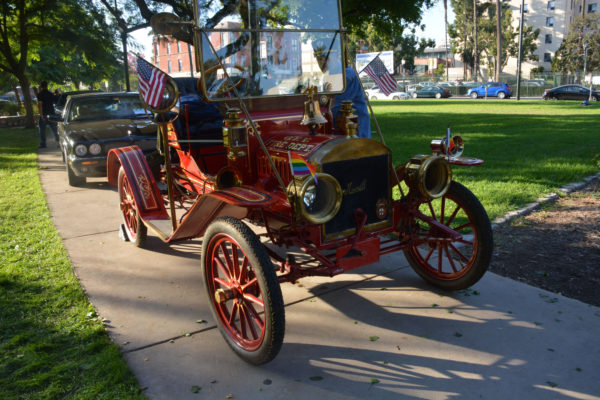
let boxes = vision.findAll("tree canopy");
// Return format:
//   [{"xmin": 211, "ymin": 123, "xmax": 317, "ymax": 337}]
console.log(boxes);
[
  {"xmin": 552, "ymin": 13, "xmax": 600, "ymax": 74},
  {"xmin": 448, "ymin": 0, "xmax": 539, "ymax": 79}
]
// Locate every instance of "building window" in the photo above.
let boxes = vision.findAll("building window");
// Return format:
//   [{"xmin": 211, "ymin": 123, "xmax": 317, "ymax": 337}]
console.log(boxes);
[
  {"xmin": 544, "ymin": 53, "xmax": 552, "ymax": 62},
  {"xmin": 523, "ymin": 3, "xmax": 528, "ymax": 12},
  {"xmin": 547, "ymin": 0, "xmax": 555, "ymax": 10},
  {"xmin": 154, "ymin": 43, "xmax": 159, "ymax": 57},
  {"xmin": 156, "ymin": 61, "xmax": 160, "ymax": 69},
  {"xmin": 168, "ymin": 60, "xmax": 172, "ymax": 73},
  {"xmin": 177, "ymin": 41, "xmax": 181, "ymax": 53},
  {"xmin": 589, "ymin": 3, "xmax": 597, "ymax": 12},
  {"xmin": 546, "ymin": 17, "xmax": 554, "ymax": 26},
  {"xmin": 178, "ymin": 59, "xmax": 182, "ymax": 72},
  {"xmin": 166, "ymin": 42, "xmax": 170, "ymax": 55},
  {"xmin": 545, "ymin": 34, "xmax": 552, "ymax": 43}
]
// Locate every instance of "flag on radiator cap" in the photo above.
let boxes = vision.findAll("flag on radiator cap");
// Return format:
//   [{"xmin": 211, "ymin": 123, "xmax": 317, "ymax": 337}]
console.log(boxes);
[
  {"xmin": 288, "ymin": 151, "xmax": 318, "ymax": 184},
  {"xmin": 137, "ymin": 57, "xmax": 167, "ymax": 108},
  {"xmin": 362, "ymin": 56, "xmax": 396, "ymax": 96}
]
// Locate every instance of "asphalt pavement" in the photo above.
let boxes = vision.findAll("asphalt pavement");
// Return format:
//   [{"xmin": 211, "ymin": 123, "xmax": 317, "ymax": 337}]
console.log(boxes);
[{"xmin": 37, "ymin": 144, "xmax": 600, "ymax": 400}]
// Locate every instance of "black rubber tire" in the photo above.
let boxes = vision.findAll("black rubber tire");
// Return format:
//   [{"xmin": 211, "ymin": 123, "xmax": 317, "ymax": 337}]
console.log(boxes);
[
  {"xmin": 66, "ymin": 156, "xmax": 85, "ymax": 186},
  {"xmin": 470, "ymin": 92, "xmax": 478, "ymax": 99},
  {"xmin": 403, "ymin": 181, "xmax": 493, "ymax": 291},
  {"xmin": 201, "ymin": 217, "xmax": 285, "ymax": 365},
  {"xmin": 118, "ymin": 167, "xmax": 147, "ymax": 247},
  {"xmin": 497, "ymin": 91, "xmax": 506, "ymax": 99},
  {"xmin": 435, "ymin": 93, "xmax": 442, "ymax": 99}
]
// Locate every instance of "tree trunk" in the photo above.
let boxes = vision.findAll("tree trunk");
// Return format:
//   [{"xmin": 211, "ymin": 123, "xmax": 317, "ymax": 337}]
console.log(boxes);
[
  {"xmin": 444, "ymin": 0, "xmax": 449, "ymax": 82},
  {"xmin": 16, "ymin": 74, "xmax": 35, "ymax": 129},
  {"xmin": 464, "ymin": 0, "xmax": 468, "ymax": 79},
  {"xmin": 474, "ymin": 0, "xmax": 478, "ymax": 81},
  {"xmin": 495, "ymin": 0, "xmax": 502, "ymax": 81}
]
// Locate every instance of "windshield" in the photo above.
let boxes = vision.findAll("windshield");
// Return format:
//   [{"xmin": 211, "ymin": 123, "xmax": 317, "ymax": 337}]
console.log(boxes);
[
  {"xmin": 195, "ymin": 0, "xmax": 344, "ymax": 101},
  {"xmin": 68, "ymin": 96, "xmax": 147, "ymax": 122}
]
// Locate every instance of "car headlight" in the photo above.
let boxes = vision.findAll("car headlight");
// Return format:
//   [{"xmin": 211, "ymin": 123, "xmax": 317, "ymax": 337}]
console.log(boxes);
[
  {"xmin": 89, "ymin": 143, "xmax": 102, "ymax": 155},
  {"xmin": 74, "ymin": 144, "xmax": 87, "ymax": 157},
  {"xmin": 287, "ymin": 173, "xmax": 342, "ymax": 224}
]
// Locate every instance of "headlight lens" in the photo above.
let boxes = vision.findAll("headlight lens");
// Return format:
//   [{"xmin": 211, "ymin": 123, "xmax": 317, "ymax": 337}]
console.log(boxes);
[
  {"xmin": 89, "ymin": 143, "xmax": 102, "ymax": 155},
  {"xmin": 74, "ymin": 144, "xmax": 87, "ymax": 157},
  {"xmin": 288, "ymin": 173, "xmax": 342, "ymax": 224}
]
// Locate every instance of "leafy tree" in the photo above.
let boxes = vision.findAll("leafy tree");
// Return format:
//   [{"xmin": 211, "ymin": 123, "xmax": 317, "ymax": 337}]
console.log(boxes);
[
  {"xmin": 552, "ymin": 13, "xmax": 600, "ymax": 75},
  {"xmin": 449, "ymin": 0, "xmax": 539, "ymax": 80},
  {"xmin": 0, "ymin": 0, "xmax": 120, "ymax": 127}
]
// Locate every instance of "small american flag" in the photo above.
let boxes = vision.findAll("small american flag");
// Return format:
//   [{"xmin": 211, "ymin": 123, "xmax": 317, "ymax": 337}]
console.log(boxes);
[
  {"xmin": 362, "ymin": 56, "xmax": 397, "ymax": 96},
  {"xmin": 137, "ymin": 57, "xmax": 167, "ymax": 108}
]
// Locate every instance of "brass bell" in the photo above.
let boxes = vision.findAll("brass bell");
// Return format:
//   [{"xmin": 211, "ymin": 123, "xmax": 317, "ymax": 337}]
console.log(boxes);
[{"xmin": 300, "ymin": 87, "xmax": 327, "ymax": 126}]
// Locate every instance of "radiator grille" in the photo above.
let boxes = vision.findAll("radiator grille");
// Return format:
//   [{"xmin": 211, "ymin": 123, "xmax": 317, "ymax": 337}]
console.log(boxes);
[{"xmin": 323, "ymin": 153, "xmax": 390, "ymax": 239}]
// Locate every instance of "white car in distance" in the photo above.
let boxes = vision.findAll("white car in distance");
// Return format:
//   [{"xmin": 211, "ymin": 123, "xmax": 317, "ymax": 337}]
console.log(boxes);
[{"xmin": 364, "ymin": 86, "xmax": 410, "ymax": 100}]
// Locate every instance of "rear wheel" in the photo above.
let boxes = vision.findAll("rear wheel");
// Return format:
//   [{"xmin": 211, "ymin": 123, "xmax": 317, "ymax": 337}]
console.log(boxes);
[
  {"xmin": 412, "ymin": 92, "xmax": 418, "ymax": 99},
  {"xmin": 497, "ymin": 91, "xmax": 506, "ymax": 99},
  {"xmin": 202, "ymin": 217, "xmax": 285, "ymax": 365},
  {"xmin": 392, "ymin": 96, "xmax": 399, "ymax": 100},
  {"xmin": 371, "ymin": 95, "xmax": 377, "ymax": 100},
  {"xmin": 403, "ymin": 181, "xmax": 493, "ymax": 290},
  {"xmin": 435, "ymin": 93, "xmax": 442, "ymax": 99},
  {"xmin": 118, "ymin": 167, "xmax": 147, "ymax": 247},
  {"xmin": 470, "ymin": 92, "xmax": 478, "ymax": 99}
]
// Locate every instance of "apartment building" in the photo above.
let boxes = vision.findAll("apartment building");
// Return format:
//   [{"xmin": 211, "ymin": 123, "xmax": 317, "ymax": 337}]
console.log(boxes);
[
  {"xmin": 152, "ymin": 36, "xmax": 197, "ymax": 78},
  {"xmin": 503, "ymin": 0, "xmax": 596, "ymax": 75}
]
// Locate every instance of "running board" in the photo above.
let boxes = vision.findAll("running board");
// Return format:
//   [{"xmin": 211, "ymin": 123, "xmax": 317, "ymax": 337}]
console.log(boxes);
[{"xmin": 144, "ymin": 219, "xmax": 173, "ymax": 242}]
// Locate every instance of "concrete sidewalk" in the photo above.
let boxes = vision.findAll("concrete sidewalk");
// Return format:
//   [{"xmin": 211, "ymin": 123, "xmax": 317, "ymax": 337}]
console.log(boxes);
[{"xmin": 38, "ymin": 146, "xmax": 600, "ymax": 400}]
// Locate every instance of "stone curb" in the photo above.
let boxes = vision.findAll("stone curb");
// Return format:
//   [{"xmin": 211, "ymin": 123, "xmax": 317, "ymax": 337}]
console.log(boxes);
[{"xmin": 492, "ymin": 171, "xmax": 600, "ymax": 228}]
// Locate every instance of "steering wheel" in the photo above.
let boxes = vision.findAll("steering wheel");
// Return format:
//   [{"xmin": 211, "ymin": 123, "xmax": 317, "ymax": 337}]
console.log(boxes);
[{"xmin": 202, "ymin": 64, "xmax": 247, "ymax": 98}]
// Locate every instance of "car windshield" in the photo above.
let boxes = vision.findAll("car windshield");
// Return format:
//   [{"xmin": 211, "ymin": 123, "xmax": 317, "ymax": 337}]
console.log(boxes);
[
  {"xmin": 68, "ymin": 96, "xmax": 147, "ymax": 122},
  {"xmin": 196, "ymin": 0, "xmax": 344, "ymax": 101}
]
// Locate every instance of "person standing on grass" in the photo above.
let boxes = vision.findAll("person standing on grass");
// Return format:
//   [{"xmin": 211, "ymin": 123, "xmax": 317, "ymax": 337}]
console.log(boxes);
[{"xmin": 37, "ymin": 81, "xmax": 58, "ymax": 149}]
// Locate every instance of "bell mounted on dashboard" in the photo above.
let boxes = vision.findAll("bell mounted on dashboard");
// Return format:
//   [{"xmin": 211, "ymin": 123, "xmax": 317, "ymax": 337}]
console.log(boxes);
[{"xmin": 300, "ymin": 87, "xmax": 327, "ymax": 135}]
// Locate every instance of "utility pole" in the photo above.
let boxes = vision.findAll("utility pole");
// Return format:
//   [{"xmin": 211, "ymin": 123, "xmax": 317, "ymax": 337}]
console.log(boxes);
[
  {"xmin": 444, "ymin": 0, "xmax": 449, "ymax": 82},
  {"xmin": 474, "ymin": 0, "xmax": 478, "ymax": 82},
  {"xmin": 516, "ymin": 0, "xmax": 524, "ymax": 100},
  {"xmin": 464, "ymin": 0, "xmax": 468, "ymax": 79}
]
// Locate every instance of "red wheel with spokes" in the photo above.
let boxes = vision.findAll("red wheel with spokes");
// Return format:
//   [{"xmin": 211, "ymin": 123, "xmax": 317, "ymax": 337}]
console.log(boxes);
[
  {"xmin": 404, "ymin": 181, "xmax": 493, "ymax": 290},
  {"xmin": 118, "ymin": 167, "xmax": 147, "ymax": 247},
  {"xmin": 201, "ymin": 217, "xmax": 284, "ymax": 365}
]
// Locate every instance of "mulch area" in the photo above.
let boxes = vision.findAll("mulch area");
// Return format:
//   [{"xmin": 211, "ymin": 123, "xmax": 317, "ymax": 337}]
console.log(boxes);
[{"xmin": 489, "ymin": 177, "xmax": 600, "ymax": 307}]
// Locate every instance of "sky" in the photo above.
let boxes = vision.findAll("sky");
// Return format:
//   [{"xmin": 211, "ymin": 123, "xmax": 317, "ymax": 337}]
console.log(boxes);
[{"xmin": 130, "ymin": 2, "xmax": 456, "ymax": 57}]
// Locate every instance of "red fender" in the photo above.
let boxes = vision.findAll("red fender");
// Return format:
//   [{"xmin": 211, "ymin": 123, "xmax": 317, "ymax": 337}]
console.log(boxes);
[{"xmin": 106, "ymin": 146, "xmax": 168, "ymax": 220}]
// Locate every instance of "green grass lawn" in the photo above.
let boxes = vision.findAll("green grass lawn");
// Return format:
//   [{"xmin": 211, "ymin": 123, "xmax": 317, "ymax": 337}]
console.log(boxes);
[
  {"xmin": 373, "ymin": 100, "xmax": 600, "ymax": 220},
  {"xmin": 0, "ymin": 128, "xmax": 143, "ymax": 399}
]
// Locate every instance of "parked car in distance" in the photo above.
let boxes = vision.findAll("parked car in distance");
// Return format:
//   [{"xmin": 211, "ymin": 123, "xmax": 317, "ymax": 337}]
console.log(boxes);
[
  {"xmin": 542, "ymin": 85, "xmax": 599, "ymax": 101},
  {"xmin": 364, "ymin": 85, "xmax": 410, "ymax": 100},
  {"xmin": 411, "ymin": 85, "xmax": 452, "ymax": 99},
  {"xmin": 53, "ymin": 92, "xmax": 157, "ymax": 186},
  {"xmin": 54, "ymin": 90, "xmax": 102, "ymax": 115},
  {"xmin": 467, "ymin": 82, "xmax": 513, "ymax": 99}
]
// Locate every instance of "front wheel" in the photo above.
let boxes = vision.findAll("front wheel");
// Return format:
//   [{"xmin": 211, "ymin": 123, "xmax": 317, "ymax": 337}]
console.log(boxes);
[
  {"xmin": 497, "ymin": 91, "xmax": 506, "ymax": 99},
  {"xmin": 66, "ymin": 157, "xmax": 85, "ymax": 186},
  {"xmin": 201, "ymin": 217, "xmax": 285, "ymax": 365},
  {"xmin": 118, "ymin": 167, "xmax": 147, "ymax": 247},
  {"xmin": 403, "ymin": 181, "xmax": 493, "ymax": 290},
  {"xmin": 470, "ymin": 92, "xmax": 478, "ymax": 99},
  {"xmin": 412, "ymin": 92, "xmax": 418, "ymax": 99}
]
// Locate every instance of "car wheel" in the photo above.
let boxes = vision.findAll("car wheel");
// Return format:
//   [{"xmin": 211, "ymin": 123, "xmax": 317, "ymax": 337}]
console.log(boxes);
[
  {"xmin": 497, "ymin": 91, "xmax": 506, "ymax": 99},
  {"xmin": 591, "ymin": 96, "xmax": 598, "ymax": 102},
  {"xmin": 118, "ymin": 167, "xmax": 147, "ymax": 247},
  {"xmin": 435, "ymin": 93, "xmax": 442, "ymax": 99},
  {"xmin": 403, "ymin": 181, "xmax": 493, "ymax": 291},
  {"xmin": 66, "ymin": 155, "xmax": 85, "ymax": 187},
  {"xmin": 202, "ymin": 217, "xmax": 285, "ymax": 365},
  {"xmin": 412, "ymin": 92, "xmax": 418, "ymax": 99},
  {"xmin": 470, "ymin": 92, "xmax": 478, "ymax": 99},
  {"xmin": 392, "ymin": 96, "xmax": 399, "ymax": 100}
]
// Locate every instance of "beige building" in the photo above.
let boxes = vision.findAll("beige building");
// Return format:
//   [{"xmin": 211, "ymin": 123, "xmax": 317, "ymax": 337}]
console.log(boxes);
[{"xmin": 503, "ymin": 0, "xmax": 596, "ymax": 76}]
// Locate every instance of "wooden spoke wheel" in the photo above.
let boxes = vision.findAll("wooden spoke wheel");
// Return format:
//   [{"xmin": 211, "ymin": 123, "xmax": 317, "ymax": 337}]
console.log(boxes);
[
  {"xmin": 118, "ymin": 167, "xmax": 147, "ymax": 247},
  {"xmin": 201, "ymin": 217, "xmax": 284, "ymax": 365},
  {"xmin": 404, "ymin": 181, "xmax": 493, "ymax": 290}
]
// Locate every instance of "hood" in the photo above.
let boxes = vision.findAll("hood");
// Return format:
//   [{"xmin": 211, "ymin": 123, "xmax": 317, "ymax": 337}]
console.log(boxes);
[{"xmin": 64, "ymin": 118, "xmax": 156, "ymax": 142}]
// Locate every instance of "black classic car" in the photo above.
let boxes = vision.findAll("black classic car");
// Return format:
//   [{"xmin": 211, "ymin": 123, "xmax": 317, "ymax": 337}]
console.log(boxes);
[
  {"xmin": 54, "ymin": 92, "xmax": 157, "ymax": 186},
  {"xmin": 542, "ymin": 85, "xmax": 599, "ymax": 101}
]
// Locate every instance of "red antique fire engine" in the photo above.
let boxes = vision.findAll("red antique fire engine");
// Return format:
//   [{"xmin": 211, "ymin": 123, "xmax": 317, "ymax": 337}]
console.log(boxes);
[{"xmin": 107, "ymin": 0, "xmax": 492, "ymax": 365}]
